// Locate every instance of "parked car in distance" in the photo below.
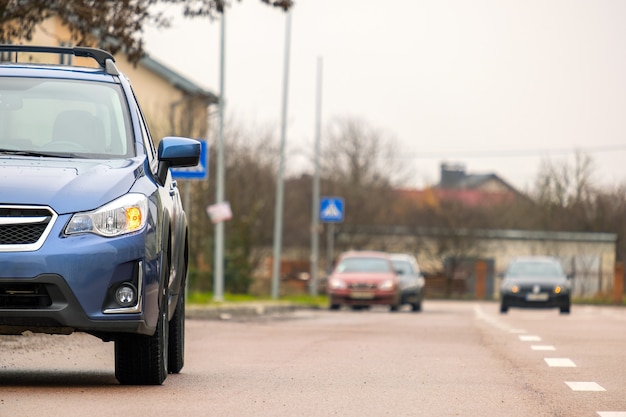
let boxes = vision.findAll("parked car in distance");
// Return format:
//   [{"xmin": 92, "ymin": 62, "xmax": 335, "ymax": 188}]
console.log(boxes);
[
  {"xmin": 499, "ymin": 256, "xmax": 571, "ymax": 314},
  {"xmin": 390, "ymin": 253, "xmax": 425, "ymax": 312},
  {"xmin": 328, "ymin": 251, "xmax": 401, "ymax": 311},
  {"xmin": 0, "ymin": 45, "xmax": 201, "ymax": 385}
]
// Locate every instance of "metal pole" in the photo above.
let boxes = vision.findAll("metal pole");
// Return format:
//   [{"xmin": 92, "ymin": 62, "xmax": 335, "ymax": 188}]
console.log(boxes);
[
  {"xmin": 310, "ymin": 57, "xmax": 323, "ymax": 296},
  {"xmin": 271, "ymin": 10, "xmax": 292, "ymax": 299},
  {"xmin": 213, "ymin": 10, "xmax": 226, "ymax": 302},
  {"xmin": 326, "ymin": 222, "xmax": 335, "ymax": 274},
  {"xmin": 184, "ymin": 181, "xmax": 191, "ymax": 303}
]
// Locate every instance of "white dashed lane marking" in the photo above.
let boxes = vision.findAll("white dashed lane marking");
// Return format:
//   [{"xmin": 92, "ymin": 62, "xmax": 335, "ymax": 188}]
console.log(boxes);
[
  {"xmin": 544, "ymin": 358, "xmax": 576, "ymax": 367},
  {"xmin": 565, "ymin": 381, "xmax": 606, "ymax": 391},
  {"xmin": 531, "ymin": 345, "xmax": 556, "ymax": 351},
  {"xmin": 473, "ymin": 305, "xmax": 624, "ymax": 416}
]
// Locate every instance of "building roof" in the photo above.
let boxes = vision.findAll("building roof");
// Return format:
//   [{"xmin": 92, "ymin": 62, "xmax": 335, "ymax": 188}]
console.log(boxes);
[
  {"xmin": 394, "ymin": 163, "xmax": 528, "ymax": 208},
  {"xmin": 140, "ymin": 55, "xmax": 219, "ymax": 104},
  {"xmin": 437, "ymin": 162, "xmax": 518, "ymax": 193}
]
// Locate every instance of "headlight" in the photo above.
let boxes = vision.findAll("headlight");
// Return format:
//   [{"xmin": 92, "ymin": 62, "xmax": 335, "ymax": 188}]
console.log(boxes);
[
  {"xmin": 328, "ymin": 278, "xmax": 346, "ymax": 290},
  {"xmin": 65, "ymin": 194, "xmax": 148, "ymax": 237},
  {"xmin": 554, "ymin": 284, "xmax": 570, "ymax": 294},
  {"xmin": 510, "ymin": 285, "xmax": 519, "ymax": 294},
  {"xmin": 379, "ymin": 279, "xmax": 395, "ymax": 290}
]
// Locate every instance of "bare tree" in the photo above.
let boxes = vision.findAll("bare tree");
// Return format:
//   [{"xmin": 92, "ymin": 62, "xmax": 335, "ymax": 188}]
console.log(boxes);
[
  {"xmin": 590, "ymin": 183, "xmax": 626, "ymax": 263},
  {"xmin": 532, "ymin": 150, "xmax": 596, "ymax": 230},
  {"xmin": 184, "ymin": 118, "xmax": 278, "ymax": 292},
  {"xmin": 0, "ymin": 0, "xmax": 293, "ymax": 63},
  {"xmin": 320, "ymin": 117, "xmax": 408, "ymax": 229}
]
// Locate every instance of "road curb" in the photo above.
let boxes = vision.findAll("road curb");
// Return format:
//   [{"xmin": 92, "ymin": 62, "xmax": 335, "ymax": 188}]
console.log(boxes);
[{"xmin": 186, "ymin": 303, "xmax": 317, "ymax": 320}]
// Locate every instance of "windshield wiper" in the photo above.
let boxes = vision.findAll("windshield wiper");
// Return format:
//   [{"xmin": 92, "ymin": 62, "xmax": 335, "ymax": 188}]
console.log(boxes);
[{"xmin": 0, "ymin": 148, "xmax": 85, "ymax": 158}]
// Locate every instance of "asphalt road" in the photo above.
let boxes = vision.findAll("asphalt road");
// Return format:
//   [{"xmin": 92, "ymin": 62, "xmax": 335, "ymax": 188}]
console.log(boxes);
[{"xmin": 1, "ymin": 300, "xmax": 625, "ymax": 417}]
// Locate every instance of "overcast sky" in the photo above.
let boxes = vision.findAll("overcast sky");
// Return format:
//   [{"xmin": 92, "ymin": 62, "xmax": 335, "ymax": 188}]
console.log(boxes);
[{"xmin": 143, "ymin": 0, "xmax": 626, "ymax": 191}]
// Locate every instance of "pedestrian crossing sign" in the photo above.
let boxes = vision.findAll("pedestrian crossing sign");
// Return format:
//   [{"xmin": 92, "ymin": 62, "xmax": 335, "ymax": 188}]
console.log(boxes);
[{"xmin": 320, "ymin": 197, "xmax": 344, "ymax": 223}]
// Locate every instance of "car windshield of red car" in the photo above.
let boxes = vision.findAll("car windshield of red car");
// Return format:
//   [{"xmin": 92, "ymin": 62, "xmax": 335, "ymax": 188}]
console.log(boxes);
[{"xmin": 336, "ymin": 258, "xmax": 392, "ymax": 273}]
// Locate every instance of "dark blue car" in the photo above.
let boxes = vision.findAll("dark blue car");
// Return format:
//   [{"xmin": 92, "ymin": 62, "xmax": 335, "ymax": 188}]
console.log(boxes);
[{"xmin": 0, "ymin": 45, "xmax": 201, "ymax": 385}]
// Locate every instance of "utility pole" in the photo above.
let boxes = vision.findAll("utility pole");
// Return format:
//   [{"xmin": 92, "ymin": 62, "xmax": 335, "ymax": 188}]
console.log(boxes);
[
  {"xmin": 310, "ymin": 56, "xmax": 323, "ymax": 296},
  {"xmin": 271, "ymin": 9, "xmax": 293, "ymax": 299},
  {"xmin": 213, "ymin": 10, "xmax": 226, "ymax": 302}
]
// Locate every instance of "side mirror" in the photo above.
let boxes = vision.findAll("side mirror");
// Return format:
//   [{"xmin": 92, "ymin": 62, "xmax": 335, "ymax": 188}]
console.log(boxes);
[{"xmin": 157, "ymin": 137, "xmax": 201, "ymax": 184}]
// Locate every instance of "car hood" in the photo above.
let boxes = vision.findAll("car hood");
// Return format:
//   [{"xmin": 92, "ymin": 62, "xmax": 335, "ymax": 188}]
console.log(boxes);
[{"xmin": 0, "ymin": 157, "xmax": 145, "ymax": 214}]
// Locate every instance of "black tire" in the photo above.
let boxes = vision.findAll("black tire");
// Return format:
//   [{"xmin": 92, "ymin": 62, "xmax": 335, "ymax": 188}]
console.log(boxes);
[
  {"xmin": 560, "ymin": 304, "xmax": 571, "ymax": 314},
  {"xmin": 168, "ymin": 281, "xmax": 185, "ymax": 374},
  {"xmin": 329, "ymin": 304, "xmax": 340, "ymax": 311},
  {"xmin": 411, "ymin": 302, "xmax": 422, "ymax": 312},
  {"xmin": 115, "ymin": 243, "xmax": 170, "ymax": 385},
  {"xmin": 500, "ymin": 303, "xmax": 508, "ymax": 314},
  {"xmin": 389, "ymin": 304, "xmax": 399, "ymax": 312},
  {"xmin": 115, "ymin": 293, "xmax": 169, "ymax": 385}
]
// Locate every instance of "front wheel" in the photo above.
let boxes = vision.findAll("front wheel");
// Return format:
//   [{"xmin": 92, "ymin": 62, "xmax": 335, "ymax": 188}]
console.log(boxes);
[
  {"xmin": 115, "ymin": 293, "xmax": 169, "ymax": 385},
  {"xmin": 115, "ymin": 242, "xmax": 171, "ymax": 385}
]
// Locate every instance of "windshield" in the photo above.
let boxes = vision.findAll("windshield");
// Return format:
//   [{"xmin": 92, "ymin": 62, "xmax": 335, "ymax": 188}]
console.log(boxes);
[
  {"xmin": 0, "ymin": 77, "xmax": 133, "ymax": 158},
  {"xmin": 336, "ymin": 257, "xmax": 392, "ymax": 273},
  {"xmin": 506, "ymin": 261, "xmax": 564, "ymax": 278},
  {"xmin": 391, "ymin": 260, "xmax": 415, "ymax": 275}
]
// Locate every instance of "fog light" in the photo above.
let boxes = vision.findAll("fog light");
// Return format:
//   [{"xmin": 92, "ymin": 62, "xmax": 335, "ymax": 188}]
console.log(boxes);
[{"xmin": 115, "ymin": 284, "xmax": 137, "ymax": 307}]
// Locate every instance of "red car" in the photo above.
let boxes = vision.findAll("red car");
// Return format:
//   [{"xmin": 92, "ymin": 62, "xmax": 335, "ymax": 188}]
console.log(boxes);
[{"xmin": 327, "ymin": 251, "xmax": 401, "ymax": 311}]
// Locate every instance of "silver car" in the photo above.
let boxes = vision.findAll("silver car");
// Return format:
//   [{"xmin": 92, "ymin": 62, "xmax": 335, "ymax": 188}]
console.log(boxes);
[{"xmin": 390, "ymin": 253, "xmax": 425, "ymax": 312}]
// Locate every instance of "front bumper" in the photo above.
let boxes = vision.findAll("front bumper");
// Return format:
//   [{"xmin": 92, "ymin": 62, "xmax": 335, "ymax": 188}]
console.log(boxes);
[
  {"xmin": 329, "ymin": 289, "xmax": 400, "ymax": 307},
  {"xmin": 0, "ymin": 273, "xmax": 151, "ymax": 336},
  {"xmin": 501, "ymin": 292, "xmax": 570, "ymax": 309},
  {"xmin": 401, "ymin": 288, "xmax": 423, "ymax": 305},
  {"xmin": 0, "ymin": 216, "xmax": 160, "ymax": 337}
]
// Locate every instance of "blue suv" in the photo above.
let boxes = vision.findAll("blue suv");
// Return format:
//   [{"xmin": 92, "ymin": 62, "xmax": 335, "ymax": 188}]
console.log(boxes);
[{"xmin": 0, "ymin": 45, "xmax": 201, "ymax": 385}]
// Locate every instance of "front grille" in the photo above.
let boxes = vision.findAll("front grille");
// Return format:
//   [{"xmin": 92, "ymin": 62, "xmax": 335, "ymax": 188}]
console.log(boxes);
[
  {"xmin": 349, "ymin": 282, "xmax": 377, "ymax": 290},
  {"xmin": 1, "ymin": 222, "xmax": 49, "ymax": 244},
  {"xmin": 0, "ymin": 206, "xmax": 57, "ymax": 251},
  {"xmin": 519, "ymin": 284, "xmax": 552, "ymax": 293},
  {"xmin": 0, "ymin": 283, "xmax": 52, "ymax": 308}
]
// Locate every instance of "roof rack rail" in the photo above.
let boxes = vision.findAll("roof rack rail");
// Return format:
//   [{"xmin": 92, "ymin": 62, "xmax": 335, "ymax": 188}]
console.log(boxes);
[{"xmin": 0, "ymin": 45, "xmax": 119, "ymax": 75}]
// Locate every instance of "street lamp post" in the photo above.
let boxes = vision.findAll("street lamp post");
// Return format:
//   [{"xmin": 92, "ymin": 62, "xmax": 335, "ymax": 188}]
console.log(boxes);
[
  {"xmin": 213, "ymin": 10, "xmax": 226, "ymax": 302},
  {"xmin": 271, "ymin": 9, "xmax": 293, "ymax": 299},
  {"xmin": 310, "ymin": 56, "xmax": 323, "ymax": 296}
]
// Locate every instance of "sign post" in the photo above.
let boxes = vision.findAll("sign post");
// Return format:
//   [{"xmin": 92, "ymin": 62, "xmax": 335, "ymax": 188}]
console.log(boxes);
[{"xmin": 320, "ymin": 197, "xmax": 344, "ymax": 273}]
